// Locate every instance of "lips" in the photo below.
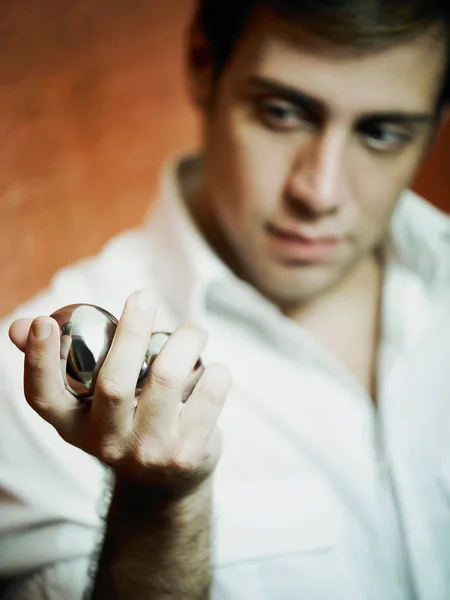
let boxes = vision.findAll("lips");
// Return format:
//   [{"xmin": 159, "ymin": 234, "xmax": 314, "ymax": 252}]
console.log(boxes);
[
  {"xmin": 266, "ymin": 223, "xmax": 340, "ymax": 244},
  {"xmin": 266, "ymin": 223, "xmax": 342, "ymax": 262}
]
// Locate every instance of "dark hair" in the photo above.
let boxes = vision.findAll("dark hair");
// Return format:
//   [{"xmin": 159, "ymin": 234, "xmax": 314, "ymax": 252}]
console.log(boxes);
[{"xmin": 198, "ymin": 0, "xmax": 450, "ymax": 108}]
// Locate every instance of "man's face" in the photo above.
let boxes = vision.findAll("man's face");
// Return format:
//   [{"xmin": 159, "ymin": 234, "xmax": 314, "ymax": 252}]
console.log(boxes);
[{"xmin": 193, "ymin": 10, "xmax": 448, "ymax": 307}]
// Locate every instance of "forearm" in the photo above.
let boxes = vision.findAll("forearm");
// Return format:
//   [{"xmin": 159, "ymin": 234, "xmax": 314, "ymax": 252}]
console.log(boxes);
[
  {"xmin": 89, "ymin": 477, "xmax": 214, "ymax": 600},
  {"xmin": 12, "ymin": 294, "xmax": 230, "ymax": 599}
]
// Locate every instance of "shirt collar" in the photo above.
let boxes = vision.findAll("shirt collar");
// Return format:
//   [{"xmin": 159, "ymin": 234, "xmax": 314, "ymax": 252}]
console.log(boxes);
[
  {"xmin": 144, "ymin": 154, "xmax": 450, "ymax": 323},
  {"xmin": 388, "ymin": 189, "xmax": 450, "ymax": 296},
  {"xmin": 144, "ymin": 154, "xmax": 236, "ymax": 323}
]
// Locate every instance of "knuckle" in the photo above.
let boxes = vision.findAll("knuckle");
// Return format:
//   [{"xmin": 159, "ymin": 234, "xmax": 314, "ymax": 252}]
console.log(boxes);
[
  {"xmin": 171, "ymin": 447, "xmax": 199, "ymax": 473},
  {"xmin": 132, "ymin": 442, "xmax": 166, "ymax": 471},
  {"xmin": 25, "ymin": 348, "xmax": 46, "ymax": 376},
  {"xmin": 96, "ymin": 441, "xmax": 126, "ymax": 465},
  {"xmin": 24, "ymin": 390, "xmax": 50, "ymax": 414},
  {"xmin": 120, "ymin": 323, "xmax": 142, "ymax": 342},
  {"xmin": 95, "ymin": 374, "xmax": 126, "ymax": 404},
  {"xmin": 150, "ymin": 364, "xmax": 180, "ymax": 392}
]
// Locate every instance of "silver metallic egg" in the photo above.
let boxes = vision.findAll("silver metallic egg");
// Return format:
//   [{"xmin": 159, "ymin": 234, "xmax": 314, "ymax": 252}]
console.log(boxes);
[{"xmin": 50, "ymin": 304, "xmax": 203, "ymax": 402}]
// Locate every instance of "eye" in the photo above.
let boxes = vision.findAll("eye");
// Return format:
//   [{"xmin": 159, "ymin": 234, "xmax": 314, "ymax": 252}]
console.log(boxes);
[
  {"xmin": 254, "ymin": 97, "xmax": 308, "ymax": 131},
  {"xmin": 360, "ymin": 122, "xmax": 413, "ymax": 153}
]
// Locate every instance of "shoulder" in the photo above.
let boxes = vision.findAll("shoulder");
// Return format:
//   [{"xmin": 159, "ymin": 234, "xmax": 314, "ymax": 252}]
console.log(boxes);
[
  {"xmin": 392, "ymin": 190, "xmax": 450, "ymax": 298},
  {"xmin": 1, "ymin": 226, "xmax": 151, "ymax": 329}
]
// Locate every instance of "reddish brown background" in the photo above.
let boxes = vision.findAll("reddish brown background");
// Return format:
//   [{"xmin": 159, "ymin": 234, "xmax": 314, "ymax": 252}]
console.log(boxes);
[{"xmin": 0, "ymin": 0, "xmax": 449, "ymax": 317}]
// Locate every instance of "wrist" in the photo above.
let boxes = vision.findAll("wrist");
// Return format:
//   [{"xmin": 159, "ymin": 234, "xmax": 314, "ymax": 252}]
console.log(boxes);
[{"xmin": 108, "ymin": 474, "xmax": 214, "ymax": 524}]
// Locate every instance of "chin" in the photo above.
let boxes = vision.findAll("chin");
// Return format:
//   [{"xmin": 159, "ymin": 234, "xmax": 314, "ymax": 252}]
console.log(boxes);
[
  {"xmin": 251, "ymin": 260, "xmax": 348, "ymax": 307},
  {"xmin": 273, "ymin": 285, "xmax": 332, "ymax": 307},
  {"xmin": 256, "ymin": 275, "xmax": 336, "ymax": 307}
]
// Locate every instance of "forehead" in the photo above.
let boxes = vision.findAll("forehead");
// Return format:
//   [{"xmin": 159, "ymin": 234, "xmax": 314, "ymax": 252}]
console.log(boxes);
[{"xmin": 225, "ymin": 10, "xmax": 448, "ymax": 116}]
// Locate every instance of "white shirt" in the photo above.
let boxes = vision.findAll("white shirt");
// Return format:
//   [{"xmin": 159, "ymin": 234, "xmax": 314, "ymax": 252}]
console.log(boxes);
[{"xmin": 0, "ymin": 155, "xmax": 449, "ymax": 600}]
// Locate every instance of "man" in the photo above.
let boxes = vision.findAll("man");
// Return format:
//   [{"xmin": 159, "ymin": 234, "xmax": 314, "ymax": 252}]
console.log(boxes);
[{"xmin": 1, "ymin": 0, "xmax": 450, "ymax": 598}]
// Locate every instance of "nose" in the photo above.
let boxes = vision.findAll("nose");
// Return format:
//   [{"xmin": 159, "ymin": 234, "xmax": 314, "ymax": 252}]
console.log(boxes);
[{"xmin": 286, "ymin": 128, "xmax": 349, "ymax": 218}]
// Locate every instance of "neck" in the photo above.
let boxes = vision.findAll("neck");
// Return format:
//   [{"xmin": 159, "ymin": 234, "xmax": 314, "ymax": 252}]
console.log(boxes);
[{"xmin": 290, "ymin": 253, "xmax": 384, "ymax": 399}]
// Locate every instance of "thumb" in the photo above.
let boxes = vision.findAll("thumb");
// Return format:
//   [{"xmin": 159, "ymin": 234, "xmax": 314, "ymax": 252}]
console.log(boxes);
[{"xmin": 9, "ymin": 318, "xmax": 34, "ymax": 352}]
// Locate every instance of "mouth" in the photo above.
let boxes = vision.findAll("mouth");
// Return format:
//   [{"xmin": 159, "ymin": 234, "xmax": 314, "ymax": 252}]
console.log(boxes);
[{"xmin": 265, "ymin": 223, "xmax": 342, "ymax": 262}]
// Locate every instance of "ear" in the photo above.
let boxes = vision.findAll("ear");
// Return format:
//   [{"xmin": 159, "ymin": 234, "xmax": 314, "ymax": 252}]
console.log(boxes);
[{"xmin": 185, "ymin": 13, "xmax": 216, "ymax": 111}]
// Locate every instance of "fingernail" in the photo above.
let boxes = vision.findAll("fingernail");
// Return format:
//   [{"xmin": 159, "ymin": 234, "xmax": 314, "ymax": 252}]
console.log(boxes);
[
  {"xmin": 32, "ymin": 318, "xmax": 52, "ymax": 341},
  {"xmin": 131, "ymin": 289, "xmax": 157, "ymax": 311}
]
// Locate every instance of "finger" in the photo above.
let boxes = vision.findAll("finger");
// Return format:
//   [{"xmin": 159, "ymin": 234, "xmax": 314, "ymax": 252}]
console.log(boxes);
[
  {"xmin": 181, "ymin": 360, "xmax": 205, "ymax": 403},
  {"xmin": 9, "ymin": 318, "xmax": 34, "ymax": 352},
  {"xmin": 24, "ymin": 317, "xmax": 82, "ymax": 435},
  {"xmin": 135, "ymin": 324, "xmax": 209, "ymax": 435},
  {"xmin": 181, "ymin": 362, "xmax": 231, "ymax": 446},
  {"xmin": 92, "ymin": 289, "xmax": 159, "ymax": 436}
]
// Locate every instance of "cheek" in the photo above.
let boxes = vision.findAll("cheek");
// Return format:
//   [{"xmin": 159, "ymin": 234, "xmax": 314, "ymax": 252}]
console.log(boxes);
[
  {"xmin": 211, "ymin": 110, "xmax": 293, "ymax": 226},
  {"xmin": 354, "ymin": 180, "xmax": 401, "ymax": 243},
  {"xmin": 360, "ymin": 197, "xmax": 396, "ymax": 242},
  {"xmin": 352, "ymin": 148, "xmax": 425, "ymax": 237}
]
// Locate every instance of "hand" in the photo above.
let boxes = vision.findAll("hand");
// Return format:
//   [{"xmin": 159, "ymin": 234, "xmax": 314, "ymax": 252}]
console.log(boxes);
[{"xmin": 9, "ymin": 290, "xmax": 231, "ymax": 495}]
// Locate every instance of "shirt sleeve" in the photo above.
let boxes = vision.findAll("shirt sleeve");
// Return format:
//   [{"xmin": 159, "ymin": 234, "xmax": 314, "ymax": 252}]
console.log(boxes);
[
  {"xmin": 2, "ymin": 558, "xmax": 92, "ymax": 600},
  {"xmin": 0, "ymin": 288, "xmax": 107, "ymax": 585}
]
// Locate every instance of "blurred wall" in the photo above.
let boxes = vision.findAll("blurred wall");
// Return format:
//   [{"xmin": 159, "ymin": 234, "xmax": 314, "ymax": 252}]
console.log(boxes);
[
  {"xmin": 0, "ymin": 0, "xmax": 198, "ymax": 318},
  {"xmin": 0, "ymin": 0, "xmax": 449, "ymax": 317},
  {"xmin": 414, "ymin": 126, "xmax": 450, "ymax": 211}
]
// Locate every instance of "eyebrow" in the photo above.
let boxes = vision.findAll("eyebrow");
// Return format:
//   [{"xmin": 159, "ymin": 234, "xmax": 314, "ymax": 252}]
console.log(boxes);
[
  {"xmin": 247, "ymin": 75, "xmax": 323, "ymax": 114},
  {"xmin": 246, "ymin": 75, "xmax": 435, "ymax": 126}
]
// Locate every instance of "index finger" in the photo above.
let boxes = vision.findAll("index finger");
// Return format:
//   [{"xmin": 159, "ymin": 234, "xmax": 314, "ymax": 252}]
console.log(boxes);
[{"xmin": 23, "ymin": 317, "xmax": 84, "ymax": 439}]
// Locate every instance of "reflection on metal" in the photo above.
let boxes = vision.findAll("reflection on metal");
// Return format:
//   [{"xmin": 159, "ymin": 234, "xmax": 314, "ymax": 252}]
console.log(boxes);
[{"xmin": 50, "ymin": 304, "xmax": 203, "ymax": 403}]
